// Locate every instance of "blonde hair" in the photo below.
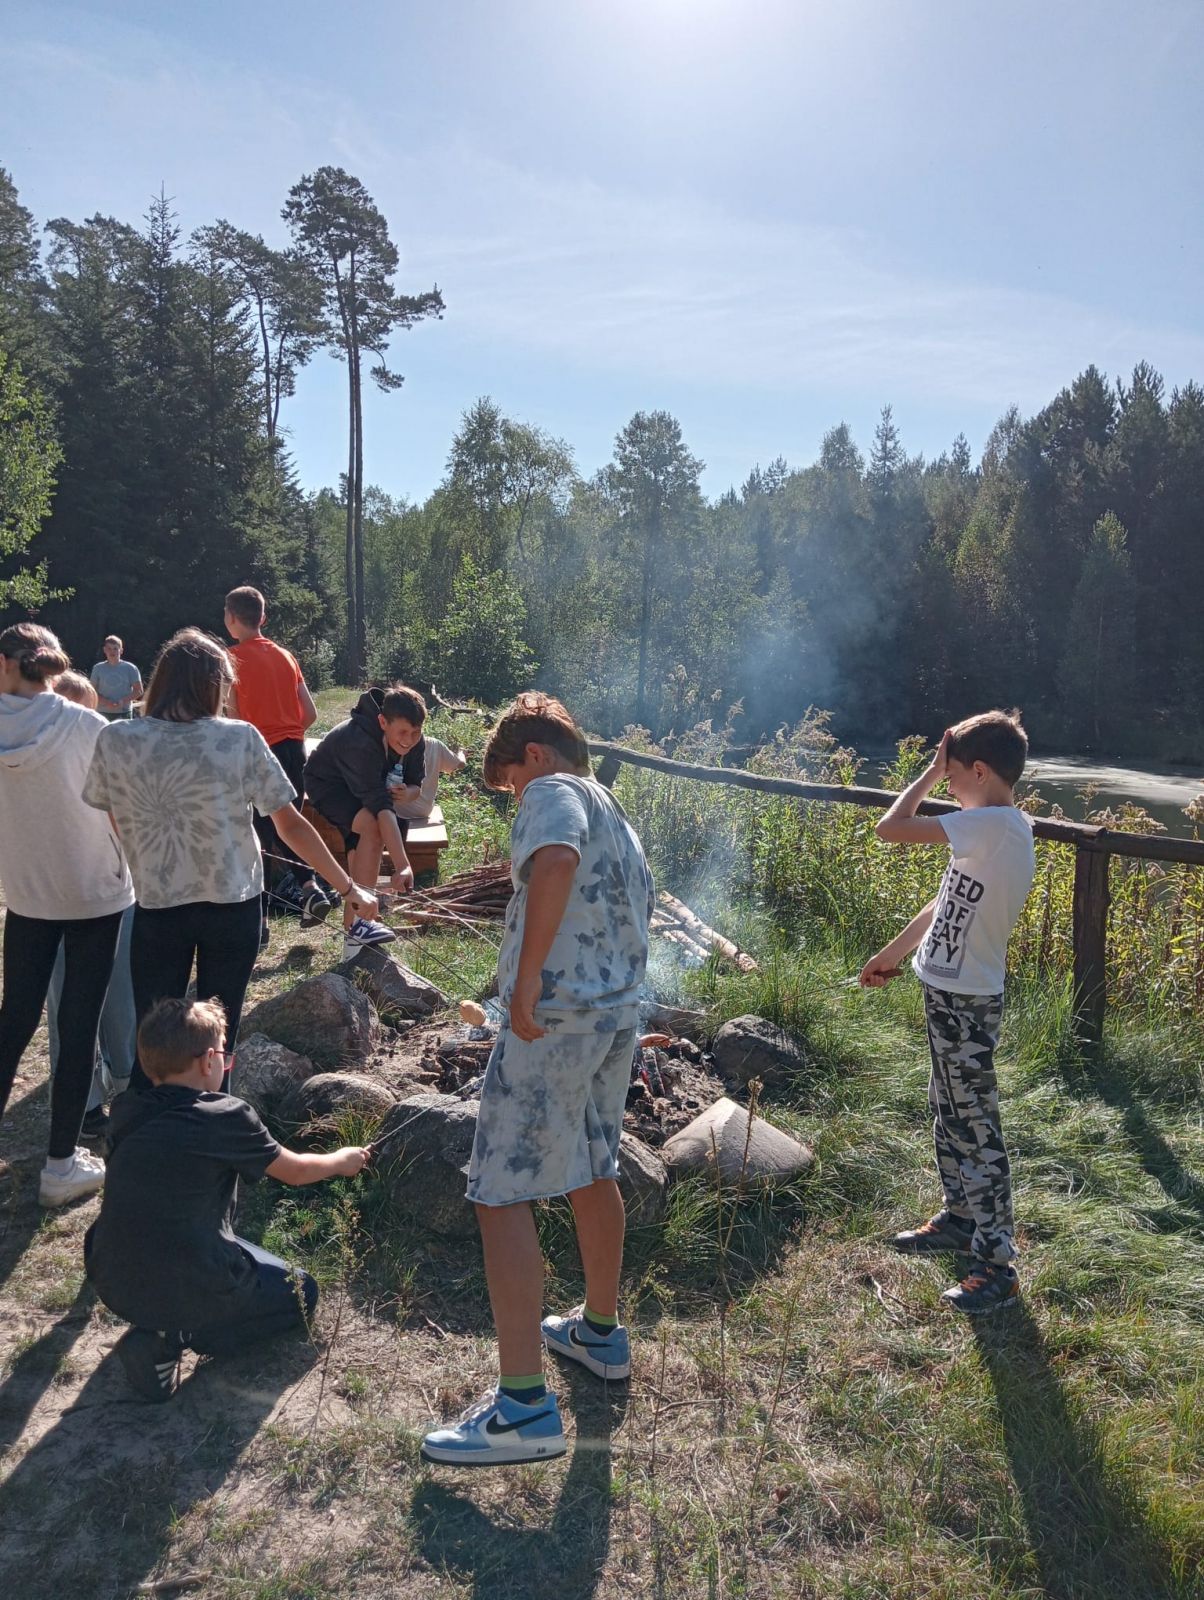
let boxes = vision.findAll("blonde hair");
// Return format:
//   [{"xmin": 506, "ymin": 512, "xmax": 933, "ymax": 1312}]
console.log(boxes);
[{"xmin": 55, "ymin": 670, "xmax": 98, "ymax": 709}]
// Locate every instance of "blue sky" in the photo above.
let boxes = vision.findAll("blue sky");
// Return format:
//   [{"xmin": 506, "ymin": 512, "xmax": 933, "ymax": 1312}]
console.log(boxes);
[{"xmin": 3, "ymin": 0, "xmax": 1202, "ymax": 501}]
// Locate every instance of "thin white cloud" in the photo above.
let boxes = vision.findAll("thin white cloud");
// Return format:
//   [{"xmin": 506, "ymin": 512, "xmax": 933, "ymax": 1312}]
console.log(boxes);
[
  {"xmin": 398, "ymin": 152, "xmax": 1204, "ymax": 409},
  {"xmin": 6, "ymin": 25, "xmax": 1202, "ymax": 430}
]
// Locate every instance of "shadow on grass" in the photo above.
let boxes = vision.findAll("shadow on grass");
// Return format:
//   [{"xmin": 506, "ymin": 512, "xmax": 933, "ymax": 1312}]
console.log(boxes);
[
  {"xmin": 0, "ymin": 1328, "xmax": 318, "ymax": 1597},
  {"xmin": 411, "ymin": 1372, "xmax": 622, "ymax": 1600},
  {"xmin": 1063, "ymin": 1051, "xmax": 1204, "ymax": 1238},
  {"xmin": 975, "ymin": 1302, "xmax": 1185, "ymax": 1600}
]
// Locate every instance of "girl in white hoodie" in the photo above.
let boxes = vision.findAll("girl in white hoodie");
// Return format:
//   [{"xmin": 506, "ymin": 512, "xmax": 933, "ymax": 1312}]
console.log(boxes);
[{"xmin": 0, "ymin": 623, "xmax": 135, "ymax": 1206}]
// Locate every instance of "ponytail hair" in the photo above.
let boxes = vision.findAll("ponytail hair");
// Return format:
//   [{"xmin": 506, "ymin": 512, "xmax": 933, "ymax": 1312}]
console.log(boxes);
[
  {"xmin": 0, "ymin": 622, "xmax": 71, "ymax": 685},
  {"xmin": 143, "ymin": 628, "xmax": 234, "ymax": 722}
]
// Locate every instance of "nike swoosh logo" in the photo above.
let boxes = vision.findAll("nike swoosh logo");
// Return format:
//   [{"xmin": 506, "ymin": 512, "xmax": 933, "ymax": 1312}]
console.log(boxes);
[
  {"xmin": 485, "ymin": 1410, "xmax": 554, "ymax": 1435},
  {"xmin": 570, "ymin": 1328, "xmax": 616, "ymax": 1349}
]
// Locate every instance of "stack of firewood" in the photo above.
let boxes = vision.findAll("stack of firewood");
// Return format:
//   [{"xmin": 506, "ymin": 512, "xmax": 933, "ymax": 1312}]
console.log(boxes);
[{"xmin": 394, "ymin": 860, "xmax": 514, "ymax": 927}]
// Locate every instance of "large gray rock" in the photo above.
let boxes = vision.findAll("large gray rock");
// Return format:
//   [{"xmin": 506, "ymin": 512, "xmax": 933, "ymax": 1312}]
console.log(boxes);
[
  {"xmin": 617, "ymin": 1133, "xmax": 669, "ymax": 1225},
  {"xmin": 372, "ymin": 1093, "xmax": 479, "ymax": 1237},
  {"xmin": 287, "ymin": 1071, "xmax": 398, "ymax": 1129},
  {"xmin": 235, "ymin": 1033, "xmax": 317, "ymax": 1120},
  {"xmin": 662, "ymin": 1097, "xmax": 813, "ymax": 1188},
  {"xmin": 240, "ymin": 972, "xmax": 379, "ymax": 1066},
  {"xmin": 339, "ymin": 947, "xmax": 448, "ymax": 1020},
  {"xmin": 712, "ymin": 1014, "xmax": 808, "ymax": 1090}
]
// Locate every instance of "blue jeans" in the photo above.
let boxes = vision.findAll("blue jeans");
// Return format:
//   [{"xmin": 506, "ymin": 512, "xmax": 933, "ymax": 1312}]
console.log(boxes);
[
  {"xmin": 185, "ymin": 1238, "xmax": 319, "ymax": 1355},
  {"xmin": 47, "ymin": 904, "xmax": 135, "ymax": 1112}
]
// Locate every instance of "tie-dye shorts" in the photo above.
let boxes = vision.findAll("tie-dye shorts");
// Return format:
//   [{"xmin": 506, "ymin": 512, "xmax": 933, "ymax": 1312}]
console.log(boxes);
[{"xmin": 466, "ymin": 1023, "xmax": 638, "ymax": 1207}]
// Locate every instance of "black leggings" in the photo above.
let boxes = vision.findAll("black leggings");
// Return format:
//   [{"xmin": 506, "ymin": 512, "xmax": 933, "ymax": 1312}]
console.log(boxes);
[
  {"xmin": 129, "ymin": 898, "xmax": 262, "ymax": 1092},
  {"xmin": 0, "ymin": 909, "xmax": 124, "ymax": 1158},
  {"xmin": 253, "ymin": 738, "xmax": 307, "ymax": 879}
]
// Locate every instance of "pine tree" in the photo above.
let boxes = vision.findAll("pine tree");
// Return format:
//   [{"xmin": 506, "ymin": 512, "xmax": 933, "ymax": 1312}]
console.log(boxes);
[{"xmin": 284, "ymin": 168, "xmax": 442, "ymax": 679}]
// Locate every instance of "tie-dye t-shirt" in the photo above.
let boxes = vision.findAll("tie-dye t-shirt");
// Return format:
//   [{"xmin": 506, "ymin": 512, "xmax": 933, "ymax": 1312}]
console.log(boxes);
[
  {"xmin": 498, "ymin": 773, "xmax": 654, "ymax": 1033},
  {"xmin": 82, "ymin": 716, "xmax": 296, "ymax": 910}
]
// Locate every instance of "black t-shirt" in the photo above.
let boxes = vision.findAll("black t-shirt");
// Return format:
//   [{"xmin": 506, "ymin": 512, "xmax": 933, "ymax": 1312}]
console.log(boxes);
[{"xmin": 85, "ymin": 1084, "xmax": 280, "ymax": 1330}]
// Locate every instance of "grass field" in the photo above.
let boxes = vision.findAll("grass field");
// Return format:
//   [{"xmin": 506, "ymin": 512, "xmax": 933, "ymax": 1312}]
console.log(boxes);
[{"xmin": 0, "ymin": 700, "xmax": 1201, "ymax": 1598}]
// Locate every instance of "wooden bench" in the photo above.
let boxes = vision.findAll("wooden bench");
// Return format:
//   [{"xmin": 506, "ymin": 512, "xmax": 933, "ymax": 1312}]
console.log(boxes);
[{"xmin": 300, "ymin": 800, "xmax": 449, "ymax": 881}]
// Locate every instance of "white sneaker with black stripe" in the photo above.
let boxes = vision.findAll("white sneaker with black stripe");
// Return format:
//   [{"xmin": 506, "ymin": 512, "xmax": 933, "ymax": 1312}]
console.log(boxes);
[
  {"xmin": 542, "ymin": 1306, "xmax": 631, "ymax": 1380},
  {"xmin": 341, "ymin": 917, "xmax": 396, "ymax": 962},
  {"xmin": 420, "ymin": 1388, "xmax": 566, "ymax": 1467}
]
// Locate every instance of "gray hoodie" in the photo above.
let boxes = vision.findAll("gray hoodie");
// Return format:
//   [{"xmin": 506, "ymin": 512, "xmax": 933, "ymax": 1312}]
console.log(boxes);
[{"xmin": 0, "ymin": 692, "xmax": 134, "ymax": 921}]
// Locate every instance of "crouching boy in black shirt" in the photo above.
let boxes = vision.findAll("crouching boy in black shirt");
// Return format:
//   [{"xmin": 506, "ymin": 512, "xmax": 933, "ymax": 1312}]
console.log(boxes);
[{"xmin": 85, "ymin": 997, "xmax": 368, "ymax": 1402}]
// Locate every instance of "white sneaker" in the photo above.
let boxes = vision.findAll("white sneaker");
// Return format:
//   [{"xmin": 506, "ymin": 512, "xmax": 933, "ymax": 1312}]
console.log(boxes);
[
  {"xmin": 39, "ymin": 1146, "xmax": 105, "ymax": 1208},
  {"xmin": 341, "ymin": 917, "xmax": 397, "ymax": 962},
  {"xmin": 420, "ymin": 1389, "xmax": 567, "ymax": 1467}
]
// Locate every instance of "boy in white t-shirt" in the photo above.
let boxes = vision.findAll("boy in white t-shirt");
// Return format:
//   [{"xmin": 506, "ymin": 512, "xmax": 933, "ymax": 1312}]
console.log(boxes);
[
  {"xmin": 389, "ymin": 734, "xmax": 466, "ymax": 822},
  {"xmin": 859, "ymin": 710, "xmax": 1035, "ymax": 1315}
]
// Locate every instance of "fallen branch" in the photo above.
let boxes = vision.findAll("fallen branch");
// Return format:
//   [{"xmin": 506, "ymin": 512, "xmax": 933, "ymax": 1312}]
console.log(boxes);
[{"xmin": 658, "ymin": 891, "xmax": 759, "ymax": 972}]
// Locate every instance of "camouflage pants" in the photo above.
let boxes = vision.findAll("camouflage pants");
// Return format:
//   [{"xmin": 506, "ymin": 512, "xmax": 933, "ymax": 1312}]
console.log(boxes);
[{"xmin": 922, "ymin": 984, "xmax": 1015, "ymax": 1266}]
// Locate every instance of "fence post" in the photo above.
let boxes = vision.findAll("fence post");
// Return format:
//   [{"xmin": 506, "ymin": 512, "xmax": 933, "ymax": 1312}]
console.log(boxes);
[
  {"xmin": 595, "ymin": 751, "xmax": 622, "ymax": 789},
  {"xmin": 1072, "ymin": 844, "xmax": 1110, "ymax": 1048}
]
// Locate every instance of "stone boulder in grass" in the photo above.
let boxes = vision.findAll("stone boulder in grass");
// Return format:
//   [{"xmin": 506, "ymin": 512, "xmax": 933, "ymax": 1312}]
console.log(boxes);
[
  {"xmin": 240, "ymin": 972, "xmax": 379, "ymax": 1067},
  {"xmin": 661, "ymin": 1097, "xmax": 813, "ymax": 1188},
  {"xmin": 712, "ymin": 1014, "xmax": 810, "ymax": 1090},
  {"xmin": 235, "ymin": 1034, "xmax": 318, "ymax": 1121},
  {"xmin": 617, "ymin": 1133, "xmax": 669, "ymax": 1225},
  {"xmin": 338, "ymin": 946, "xmax": 448, "ymax": 1020},
  {"xmin": 287, "ymin": 1071, "xmax": 399, "ymax": 1131},
  {"xmin": 373, "ymin": 1093, "xmax": 479, "ymax": 1237}
]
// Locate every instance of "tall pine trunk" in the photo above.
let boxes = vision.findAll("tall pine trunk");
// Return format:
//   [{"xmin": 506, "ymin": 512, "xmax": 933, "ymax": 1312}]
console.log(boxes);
[
  {"xmin": 352, "ymin": 334, "xmax": 367, "ymax": 680},
  {"xmin": 345, "ymin": 372, "xmax": 357, "ymax": 677}
]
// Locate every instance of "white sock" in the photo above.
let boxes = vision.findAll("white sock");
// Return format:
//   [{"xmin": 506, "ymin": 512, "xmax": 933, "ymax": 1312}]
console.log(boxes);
[{"xmin": 45, "ymin": 1154, "xmax": 75, "ymax": 1176}]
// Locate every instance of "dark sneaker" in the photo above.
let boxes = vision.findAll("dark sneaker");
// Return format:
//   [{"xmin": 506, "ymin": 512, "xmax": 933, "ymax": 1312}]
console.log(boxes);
[
  {"xmin": 80, "ymin": 1105, "xmax": 110, "ymax": 1140},
  {"xmin": 300, "ymin": 881, "xmax": 337, "ymax": 929},
  {"xmin": 116, "ymin": 1327, "xmax": 182, "ymax": 1402},
  {"xmin": 940, "ymin": 1261, "xmax": 1020, "ymax": 1315},
  {"xmin": 420, "ymin": 1389, "xmax": 566, "ymax": 1467},
  {"xmin": 542, "ymin": 1306, "xmax": 631, "ymax": 1380},
  {"xmin": 891, "ymin": 1212, "xmax": 975, "ymax": 1254},
  {"xmin": 272, "ymin": 871, "xmax": 307, "ymax": 916}
]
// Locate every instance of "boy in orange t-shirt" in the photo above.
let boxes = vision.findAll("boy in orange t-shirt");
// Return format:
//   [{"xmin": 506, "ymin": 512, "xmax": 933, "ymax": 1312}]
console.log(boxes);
[{"xmin": 224, "ymin": 585, "xmax": 326, "ymax": 939}]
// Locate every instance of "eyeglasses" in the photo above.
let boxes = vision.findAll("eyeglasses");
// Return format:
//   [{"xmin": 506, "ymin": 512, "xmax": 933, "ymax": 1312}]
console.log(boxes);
[{"xmin": 214, "ymin": 1051, "xmax": 236, "ymax": 1074}]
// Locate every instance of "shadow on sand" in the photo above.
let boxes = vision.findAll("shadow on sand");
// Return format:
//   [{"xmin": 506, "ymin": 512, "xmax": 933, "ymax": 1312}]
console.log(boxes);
[{"xmin": 0, "ymin": 1324, "xmax": 318, "ymax": 1597}]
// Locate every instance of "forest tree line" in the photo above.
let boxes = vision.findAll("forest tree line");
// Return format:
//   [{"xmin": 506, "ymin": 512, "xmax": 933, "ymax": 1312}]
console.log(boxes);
[{"xmin": 2, "ymin": 163, "xmax": 1202, "ymax": 758}]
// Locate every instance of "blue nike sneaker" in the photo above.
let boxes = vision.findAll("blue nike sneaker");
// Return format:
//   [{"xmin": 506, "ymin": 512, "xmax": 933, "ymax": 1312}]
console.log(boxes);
[
  {"xmin": 542, "ymin": 1307, "xmax": 631, "ymax": 1380},
  {"xmin": 420, "ymin": 1388, "xmax": 567, "ymax": 1467}
]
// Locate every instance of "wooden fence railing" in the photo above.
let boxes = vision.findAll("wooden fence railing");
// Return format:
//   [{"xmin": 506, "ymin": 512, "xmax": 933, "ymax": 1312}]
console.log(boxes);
[{"xmin": 589, "ymin": 739, "xmax": 1204, "ymax": 1046}]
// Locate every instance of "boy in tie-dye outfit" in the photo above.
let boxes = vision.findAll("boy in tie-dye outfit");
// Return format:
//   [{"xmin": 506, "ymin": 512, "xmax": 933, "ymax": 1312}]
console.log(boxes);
[{"xmin": 421, "ymin": 694, "xmax": 654, "ymax": 1467}]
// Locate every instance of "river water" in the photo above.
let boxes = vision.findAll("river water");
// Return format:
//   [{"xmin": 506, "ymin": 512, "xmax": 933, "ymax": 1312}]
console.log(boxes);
[{"xmin": 1021, "ymin": 754, "xmax": 1204, "ymax": 838}]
